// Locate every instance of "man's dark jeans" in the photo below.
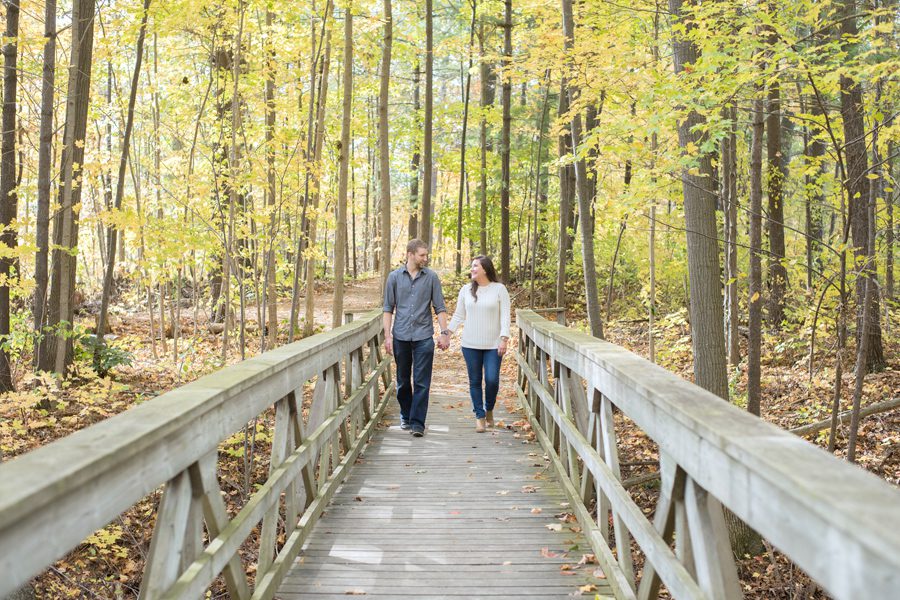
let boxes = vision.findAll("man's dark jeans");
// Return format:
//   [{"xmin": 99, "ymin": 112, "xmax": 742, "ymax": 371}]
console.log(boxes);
[{"xmin": 394, "ymin": 338, "xmax": 435, "ymax": 432}]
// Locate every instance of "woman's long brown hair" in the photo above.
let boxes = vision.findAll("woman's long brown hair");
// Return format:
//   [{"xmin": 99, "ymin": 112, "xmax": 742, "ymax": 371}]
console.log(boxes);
[{"xmin": 471, "ymin": 255, "xmax": 499, "ymax": 302}]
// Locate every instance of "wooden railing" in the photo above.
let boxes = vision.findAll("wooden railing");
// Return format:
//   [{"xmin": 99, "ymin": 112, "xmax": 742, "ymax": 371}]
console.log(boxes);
[
  {"xmin": 515, "ymin": 309, "xmax": 900, "ymax": 600},
  {"xmin": 0, "ymin": 309, "xmax": 394, "ymax": 599}
]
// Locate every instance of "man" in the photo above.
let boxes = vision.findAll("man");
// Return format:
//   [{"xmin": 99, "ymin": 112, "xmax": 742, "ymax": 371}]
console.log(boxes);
[{"xmin": 383, "ymin": 239, "xmax": 450, "ymax": 437}]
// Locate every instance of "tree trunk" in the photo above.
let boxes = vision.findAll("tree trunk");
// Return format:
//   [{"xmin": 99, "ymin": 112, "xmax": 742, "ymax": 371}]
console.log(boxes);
[
  {"xmin": 804, "ymin": 98, "xmax": 826, "ymax": 291},
  {"xmin": 555, "ymin": 79, "xmax": 574, "ymax": 311},
  {"xmin": 333, "ymin": 2, "xmax": 352, "ymax": 330},
  {"xmin": 766, "ymin": 68, "xmax": 787, "ymax": 328},
  {"xmin": 723, "ymin": 108, "xmax": 740, "ymax": 366},
  {"xmin": 499, "ymin": 0, "xmax": 512, "ymax": 282},
  {"xmin": 748, "ymin": 96, "xmax": 765, "ymax": 417},
  {"xmin": 264, "ymin": 8, "xmax": 278, "ymax": 349},
  {"xmin": 96, "ymin": 0, "xmax": 151, "ymax": 352},
  {"xmin": 421, "ymin": 0, "xmax": 433, "ymax": 246},
  {"xmin": 0, "ymin": 0, "xmax": 20, "ymax": 391},
  {"xmin": 304, "ymin": 1, "xmax": 333, "ymax": 338},
  {"xmin": 887, "ymin": 141, "xmax": 895, "ymax": 301},
  {"xmin": 668, "ymin": 0, "xmax": 728, "ymax": 400},
  {"xmin": 840, "ymin": 0, "xmax": 885, "ymax": 371},
  {"xmin": 478, "ymin": 21, "xmax": 494, "ymax": 256},
  {"xmin": 33, "ymin": 0, "xmax": 55, "ymax": 375},
  {"xmin": 409, "ymin": 62, "xmax": 420, "ymax": 240},
  {"xmin": 456, "ymin": 0, "xmax": 477, "ymax": 275},
  {"xmin": 44, "ymin": 0, "xmax": 96, "ymax": 375},
  {"xmin": 560, "ymin": 0, "xmax": 603, "ymax": 339},
  {"xmin": 378, "ymin": 0, "xmax": 393, "ymax": 287}
]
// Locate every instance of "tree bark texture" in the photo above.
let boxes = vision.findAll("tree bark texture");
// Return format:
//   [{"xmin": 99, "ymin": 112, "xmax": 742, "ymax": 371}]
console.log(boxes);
[
  {"xmin": 500, "ymin": 0, "xmax": 512, "ymax": 282},
  {"xmin": 555, "ymin": 79, "xmax": 575, "ymax": 311},
  {"xmin": 765, "ymin": 72, "xmax": 787, "ymax": 328},
  {"xmin": 333, "ymin": 2, "xmax": 353, "ymax": 329},
  {"xmin": 0, "ymin": 0, "xmax": 20, "ymax": 391},
  {"xmin": 560, "ymin": 0, "xmax": 603, "ymax": 339},
  {"xmin": 748, "ymin": 97, "xmax": 765, "ymax": 417},
  {"xmin": 43, "ymin": 0, "xmax": 96, "ymax": 374},
  {"xmin": 840, "ymin": 0, "xmax": 884, "ymax": 370},
  {"xmin": 668, "ymin": 0, "xmax": 728, "ymax": 400},
  {"xmin": 265, "ymin": 8, "xmax": 278, "ymax": 348},
  {"xmin": 304, "ymin": 0, "xmax": 333, "ymax": 338},
  {"xmin": 378, "ymin": 0, "xmax": 393, "ymax": 288},
  {"xmin": 33, "ymin": 0, "xmax": 55, "ymax": 371},
  {"xmin": 421, "ymin": 0, "xmax": 433, "ymax": 246}
]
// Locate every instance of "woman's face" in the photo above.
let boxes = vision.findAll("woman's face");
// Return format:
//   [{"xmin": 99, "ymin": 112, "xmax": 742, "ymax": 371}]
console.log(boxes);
[{"xmin": 470, "ymin": 260, "xmax": 485, "ymax": 280}]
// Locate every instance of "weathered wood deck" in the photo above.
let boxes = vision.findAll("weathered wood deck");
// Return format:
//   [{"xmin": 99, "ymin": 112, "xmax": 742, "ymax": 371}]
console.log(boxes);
[{"xmin": 277, "ymin": 393, "xmax": 614, "ymax": 599}]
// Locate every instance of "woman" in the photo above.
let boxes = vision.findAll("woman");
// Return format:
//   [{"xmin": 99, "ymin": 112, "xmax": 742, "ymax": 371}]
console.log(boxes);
[{"xmin": 448, "ymin": 256, "xmax": 511, "ymax": 432}]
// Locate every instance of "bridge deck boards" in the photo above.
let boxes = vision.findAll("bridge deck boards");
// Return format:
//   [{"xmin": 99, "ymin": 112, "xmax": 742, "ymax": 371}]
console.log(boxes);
[{"xmin": 277, "ymin": 393, "xmax": 614, "ymax": 599}]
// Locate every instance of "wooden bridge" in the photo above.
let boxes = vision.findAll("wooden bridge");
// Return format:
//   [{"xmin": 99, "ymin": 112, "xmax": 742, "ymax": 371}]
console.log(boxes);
[{"xmin": 1, "ymin": 310, "xmax": 898, "ymax": 599}]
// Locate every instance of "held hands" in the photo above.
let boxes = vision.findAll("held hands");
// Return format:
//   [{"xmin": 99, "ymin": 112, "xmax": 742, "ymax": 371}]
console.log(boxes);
[
  {"xmin": 436, "ymin": 332, "xmax": 450, "ymax": 351},
  {"xmin": 498, "ymin": 338, "xmax": 508, "ymax": 358},
  {"xmin": 384, "ymin": 336, "xmax": 393, "ymax": 356}
]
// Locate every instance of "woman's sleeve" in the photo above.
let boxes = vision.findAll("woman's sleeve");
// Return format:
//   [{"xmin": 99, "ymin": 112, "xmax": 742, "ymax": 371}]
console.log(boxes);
[
  {"xmin": 448, "ymin": 286, "xmax": 467, "ymax": 333},
  {"xmin": 500, "ymin": 285, "xmax": 511, "ymax": 339}
]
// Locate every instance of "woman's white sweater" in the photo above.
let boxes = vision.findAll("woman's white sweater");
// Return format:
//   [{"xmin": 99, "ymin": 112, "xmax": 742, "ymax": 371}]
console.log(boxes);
[{"xmin": 448, "ymin": 282, "xmax": 511, "ymax": 349}]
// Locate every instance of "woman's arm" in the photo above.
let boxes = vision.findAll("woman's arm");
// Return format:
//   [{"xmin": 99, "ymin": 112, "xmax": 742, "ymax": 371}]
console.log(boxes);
[{"xmin": 448, "ymin": 285, "xmax": 467, "ymax": 333}]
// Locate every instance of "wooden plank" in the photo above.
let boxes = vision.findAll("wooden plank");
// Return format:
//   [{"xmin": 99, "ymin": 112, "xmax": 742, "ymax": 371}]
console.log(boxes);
[
  {"xmin": 0, "ymin": 311, "xmax": 386, "ymax": 597},
  {"xmin": 517, "ymin": 309, "xmax": 900, "ymax": 599},
  {"xmin": 276, "ymin": 395, "xmax": 613, "ymax": 600}
]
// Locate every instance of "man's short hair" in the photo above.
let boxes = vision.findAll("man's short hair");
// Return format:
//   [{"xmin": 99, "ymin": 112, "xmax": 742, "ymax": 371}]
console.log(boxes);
[{"xmin": 406, "ymin": 239, "xmax": 428, "ymax": 254}]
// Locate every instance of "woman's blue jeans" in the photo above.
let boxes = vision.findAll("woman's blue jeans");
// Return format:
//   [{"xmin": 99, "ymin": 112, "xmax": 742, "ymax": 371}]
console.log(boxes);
[{"xmin": 461, "ymin": 347, "xmax": 502, "ymax": 419}]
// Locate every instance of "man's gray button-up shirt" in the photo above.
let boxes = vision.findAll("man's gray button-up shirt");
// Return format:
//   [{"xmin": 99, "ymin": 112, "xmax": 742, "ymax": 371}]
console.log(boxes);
[{"xmin": 383, "ymin": 266, "xmax": 446, "ymax": 342}]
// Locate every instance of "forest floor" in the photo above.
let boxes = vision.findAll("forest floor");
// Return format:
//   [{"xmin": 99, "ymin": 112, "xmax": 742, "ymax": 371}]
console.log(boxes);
[{"xmin": 2, "ymin": 272, "xmax": 897, "ymax": 598}]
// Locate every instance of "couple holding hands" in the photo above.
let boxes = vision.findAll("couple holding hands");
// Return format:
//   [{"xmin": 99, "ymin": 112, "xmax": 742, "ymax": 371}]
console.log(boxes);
[{"xmin": 382, "ymin": 239, "xmax": 511, "ymax": 437}]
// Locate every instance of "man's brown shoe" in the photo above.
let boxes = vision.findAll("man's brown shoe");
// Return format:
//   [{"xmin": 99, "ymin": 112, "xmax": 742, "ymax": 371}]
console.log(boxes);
[{"xmin": 485, "ymin": 410, "xmax": 494, "ymax": 428}]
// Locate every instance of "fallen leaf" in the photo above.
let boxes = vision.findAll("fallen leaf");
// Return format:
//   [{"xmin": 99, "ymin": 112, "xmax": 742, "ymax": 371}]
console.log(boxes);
[
  {"xmin": 521, "ymin": 485, "xmax": 538, "ymax": 493},
  {"xmin": 593, "ymin": 567, "xmax": 606, "ymax": 579},
  {"xmin": 578, "ymin": 554, "xmax": 596, "ymax": 565},
  {"xmin": 354, "ymin": 496, "xmax": 364, "ymax": 502},
  {"xmin": 344, "ymin": 590, "xmax": 367, "ymax": 595},
  {"xmin": 545, "ymin": 523, "xmax": 563, "ymax": 531},
  {"xmin": 579, "ymin": 584, "xmax": 597, "ymax": 592},
  {"xmin": 531, "ymin": 507, "xmax": 542, "ymax": 514},
  {"xmin": 541, "ymin": 547, "xmax": 561, "ymax": 558},
  {"xmin": 496, "ymin": 490, "xmax": 509, "ymax": 495}
]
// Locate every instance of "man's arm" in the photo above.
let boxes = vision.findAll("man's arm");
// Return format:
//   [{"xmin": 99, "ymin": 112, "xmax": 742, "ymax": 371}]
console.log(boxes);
[
  {"xmin": 383, "ymin": 311, "xmax": 394, "ymax": 356},
  {"xmin": 431, "ymin": 274, "xmax": 450, "ymax": 350},
  {"xmin": 437, "ymin": 311, "xmax": 449, "ymax": 350},
  {"xmin": 383, "ymin": 272, "xmax": 395, "ymax": 356}
]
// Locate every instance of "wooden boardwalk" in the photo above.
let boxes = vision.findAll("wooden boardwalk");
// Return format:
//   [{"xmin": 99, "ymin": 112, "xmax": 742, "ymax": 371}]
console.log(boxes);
[{"xmin": 277, "ymin": 393, "xmax": 614, "ymax": 599}]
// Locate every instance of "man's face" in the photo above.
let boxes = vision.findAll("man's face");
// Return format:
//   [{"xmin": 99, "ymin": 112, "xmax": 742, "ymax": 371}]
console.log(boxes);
[{"xmin": 409, "ymin": 247, "xmax": 429, "ymax": 269}]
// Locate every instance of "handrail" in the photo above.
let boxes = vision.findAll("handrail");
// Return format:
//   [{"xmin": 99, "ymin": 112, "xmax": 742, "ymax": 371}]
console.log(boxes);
[
  {"xmin": 0, "ymin": 309, "xmax": 394, "ymax": 599},
  {"xmin": 515, "ymin": 309, "xmax": 900, "ymax": 600}
]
